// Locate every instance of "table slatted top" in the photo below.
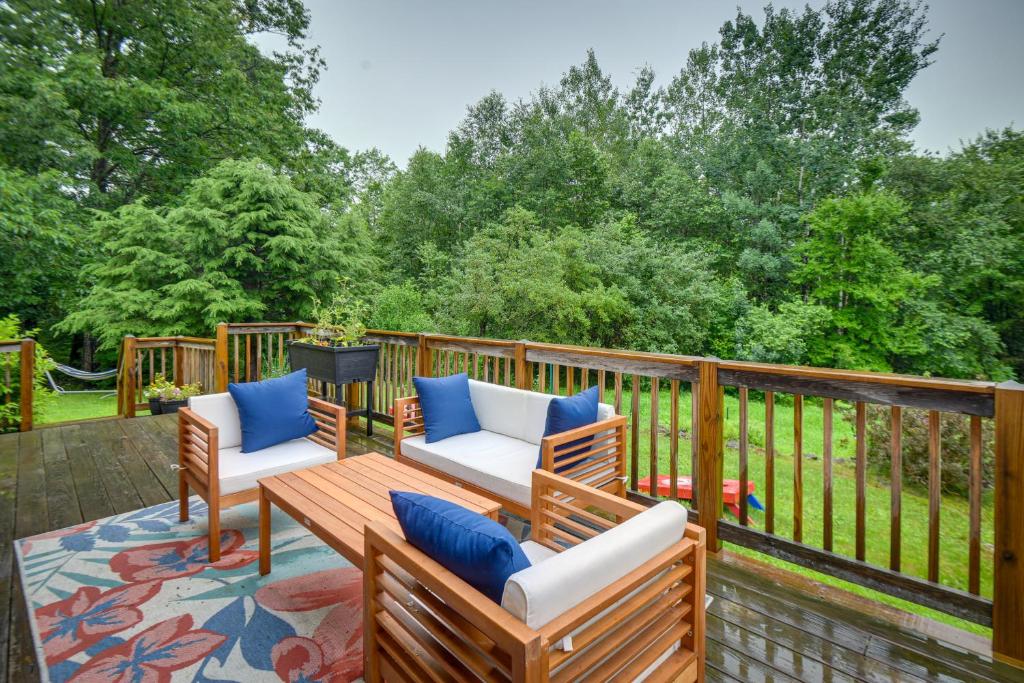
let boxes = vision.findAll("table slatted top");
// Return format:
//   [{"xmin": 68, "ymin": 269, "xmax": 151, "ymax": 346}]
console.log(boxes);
[{"xmin": 259, "ymin": 452, "xmax": 502, "ymax": 568}]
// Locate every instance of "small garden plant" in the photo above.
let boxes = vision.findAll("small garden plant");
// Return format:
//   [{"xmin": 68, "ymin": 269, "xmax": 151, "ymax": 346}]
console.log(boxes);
[
  {"xmin": 297, "ymin": 286, "xmax": 369, "ymax": 347},
  {"xmin": 144, "ymin": 374, "xmax": 202, "ymax": 402}
]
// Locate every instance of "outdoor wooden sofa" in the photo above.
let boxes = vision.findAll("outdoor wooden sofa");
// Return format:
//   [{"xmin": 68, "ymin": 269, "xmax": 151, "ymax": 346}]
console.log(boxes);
[
  {"xmin": 178, "ymin": 392, "xmax": 346, "ymax": 561},
  {"xmin": 364, "ymin": 469, "xmax": 706, "ymax": 682},
  {"xmin": 393, "ymin": 379, "xmax": 628, "ymax": 517}
]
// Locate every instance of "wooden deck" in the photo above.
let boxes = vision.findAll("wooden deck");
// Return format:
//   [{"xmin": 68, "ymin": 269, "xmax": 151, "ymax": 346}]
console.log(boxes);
[{"xmin": 0, "ymin": 415, "xmax": 1020, "ymax": 682}]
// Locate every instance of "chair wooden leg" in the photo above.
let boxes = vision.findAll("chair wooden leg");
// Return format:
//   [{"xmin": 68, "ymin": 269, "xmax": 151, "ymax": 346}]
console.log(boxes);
[
  {"xmin": 178, "ymin": 473, "xmax": 189, "ymax": 522},
  {"xmin": 208, "ymin": 498, "xmax": 221, "ymax": 562}
]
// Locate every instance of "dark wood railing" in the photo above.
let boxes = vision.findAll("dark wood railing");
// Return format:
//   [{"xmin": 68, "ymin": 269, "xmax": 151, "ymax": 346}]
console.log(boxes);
[
  {"xmin": 0, "ymin": 338, "xmax": 34, "ymax": 431},
  {"xmin": 112, "ymin": 324, "xmax": 1024, "ymax": 666}
]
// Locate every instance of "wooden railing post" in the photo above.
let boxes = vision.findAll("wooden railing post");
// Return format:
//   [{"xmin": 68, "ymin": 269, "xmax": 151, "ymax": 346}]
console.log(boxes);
[
  {"xmin": 18, "ymin": 338, "xmax": 33, "ymax": 432},
  {"xmin": 696, "ymin": 358, "xmax": 723, "ymax": 553},
  {"xmin": 416, "ymin": 334, "xmax": 433, "ymax": 378},
  {"xmin": 173, "ymin": 341, "xmax": 184, "ymax": 388},
  {"xmin": 214, "ymin": 323, "xmax": 229, "ymax": 392},
  {"xmin": 994, "ymin": 380, "xmax": 1024, "ymax": 667},
  {"xmin": 122, "ymin": 335, "xmax": 137, "ymax": 418},
  {"xmin": 514, "ymin": 341, "xmax": 529, "ymax": 390}
]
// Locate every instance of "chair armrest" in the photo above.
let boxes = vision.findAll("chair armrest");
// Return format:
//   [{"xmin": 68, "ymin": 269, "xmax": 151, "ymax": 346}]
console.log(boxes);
[
  {"xmin": 392, "ymin": 395, "xmax": 423, "ymax": 458},
  {"xmin": 539, "ymin": 414, "xmax": 628, "ymax": 497},
  {"xmin": 529, "ymin": 469, "xmax": 646, "ymax": 551},
  {"xmin": 363, "ymin": 522, "xmax": 542, "ymax": 682},
  {"xmin": 307, "ymin": 396, "xmax": 347, "ymax": 460},
  {"xmin": 178, "ymin": 407, "xmax": 218, "ymax": 496}
]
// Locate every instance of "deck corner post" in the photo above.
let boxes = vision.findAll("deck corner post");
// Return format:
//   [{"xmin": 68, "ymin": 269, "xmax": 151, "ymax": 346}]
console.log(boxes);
[
  {"xmin": 18, "ymin": 338, "xmax": 33, "ymax": 432},
  {"xmin": 514, "ymin": 340, "xmax": 529, "ymax": 390},
  {"xmin": 214, "ymin": 323, "xmax": 229, "ymax": 392},
  {"xmin": 416, "ymin": 333, "xmax": 433, "ymax": 377},
  {"xmin": 122, "ymin": 335, "xmax": 137, "ymax": 418},
  {"xmin": 696, "ymin": 358, "xmax": 724, "ymax": 553},
  {"xmin": 994, "ymin": 380, "xmax": 1024, "ymax": 667}
]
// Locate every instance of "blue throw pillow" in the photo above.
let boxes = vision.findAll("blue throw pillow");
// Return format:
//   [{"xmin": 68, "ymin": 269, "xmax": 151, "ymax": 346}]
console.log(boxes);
[
  {"xmin": 538, "ymin": 386, "xmax": 600, "ymax": 472},
  {"xmin": 412, "ymin": 373, "xmax": 481, "ymax": 443},
  {"xmin": 228, "ymin": 369, "xmax": 317, "ymax": 453},
  {"xmin": 390, "ymin": 491, "xmax": 530, "ymax": 603}
]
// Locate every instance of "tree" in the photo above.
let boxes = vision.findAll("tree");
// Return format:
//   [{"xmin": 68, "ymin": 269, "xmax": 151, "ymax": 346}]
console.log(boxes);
[
  {"xmin": 60, "ymin": 159, "xmax": 376, "ymax": 349},
  {"xmin": 0, "ymin": 165, "xmax": 80, "ymax": 333},
  {"xmin": 0, "ymin": 0, "xmax": 325, "ymax": 207},
  {"xmin": 792, "ymin": 192, "xmax": 932, "ymax": 370}
]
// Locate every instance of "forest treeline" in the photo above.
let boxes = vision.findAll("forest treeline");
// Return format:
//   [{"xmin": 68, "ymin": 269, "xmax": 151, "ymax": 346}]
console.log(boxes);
[{"xmin": 2, "ymin": 0, "xmax": 1021, "ymax": 380}]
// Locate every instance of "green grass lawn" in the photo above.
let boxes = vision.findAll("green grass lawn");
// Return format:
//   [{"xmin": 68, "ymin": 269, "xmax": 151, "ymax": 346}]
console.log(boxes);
[
  {"xmin": 610, "ymin": 383, "xmax": 993, "ymax": 636},
  {"xmin": 36, "ymin": 392, "xmax": 121, "ymax": 424}
]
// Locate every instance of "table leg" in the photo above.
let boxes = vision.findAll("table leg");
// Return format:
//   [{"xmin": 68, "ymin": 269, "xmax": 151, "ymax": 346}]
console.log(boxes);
[{"xmin": 259, "ymin": 485, "xmax": 271, "ymax": 576}]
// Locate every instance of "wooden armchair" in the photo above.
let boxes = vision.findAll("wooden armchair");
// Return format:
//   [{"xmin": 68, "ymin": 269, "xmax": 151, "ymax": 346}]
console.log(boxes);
[
  {"xmin": 393, "ymin": 393, "xmax": 628, "ymax": 517},
  {"xmin": 363, "ymin": 469, "xmax": 706, "ymax": 682},
  {"xmin": 178, "ymin": 394, "xmax": 346, "ymax": 561}
]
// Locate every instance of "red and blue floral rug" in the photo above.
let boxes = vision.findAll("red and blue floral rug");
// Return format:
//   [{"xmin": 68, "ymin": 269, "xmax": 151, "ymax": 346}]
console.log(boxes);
[{"xmin": 15, "ymin": 498, "xmax": 364, "ymax": 682}]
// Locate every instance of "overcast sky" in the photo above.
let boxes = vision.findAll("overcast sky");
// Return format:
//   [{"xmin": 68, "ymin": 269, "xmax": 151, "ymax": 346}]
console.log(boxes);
[{"xmin": 256, "ymin": 0, "xmax": 1023, "ymax": 165}]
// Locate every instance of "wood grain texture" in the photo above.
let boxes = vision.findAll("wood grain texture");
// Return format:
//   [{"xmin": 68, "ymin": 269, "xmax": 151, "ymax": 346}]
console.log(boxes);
[
  {"xmin": 526, "ymin": 346, "xmax": 699, "ymax": 382},
  {"xmin": 697, "ymin": 360, "xmax": 723, "ymax": 552},
  {"xmin": 993, "ymin": 381, "xmax": 1024, "ymax": 664},
  {"xmin": 718, "ymin": 368, "xmax": 994, "ymax": 416},
  {"xmin": 890, "ymin": 406, "xmax": 902, "ymax": 572}
]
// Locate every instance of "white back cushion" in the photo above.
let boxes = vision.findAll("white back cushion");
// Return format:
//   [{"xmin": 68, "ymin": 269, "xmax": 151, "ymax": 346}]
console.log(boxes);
[
  {"xmin": 187, "ymin": 393, "xmax": 242, "ymax": 449},
  {"xmin": 501, "ymin": 501, "xmax": 686, "ymax": 629},
  {"xmin": 469, "ymin": 379, "xmax": 614, "ymax": 445},
  {"xmin": 468, "ymin": 380, "xmax": 527, "ymax": 441}
]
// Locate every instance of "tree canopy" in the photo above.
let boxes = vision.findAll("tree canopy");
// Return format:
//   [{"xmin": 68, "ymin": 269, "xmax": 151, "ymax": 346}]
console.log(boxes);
[{"xmin": 1, "ymin": 0, "xmax": 1020, "ymax": 381}]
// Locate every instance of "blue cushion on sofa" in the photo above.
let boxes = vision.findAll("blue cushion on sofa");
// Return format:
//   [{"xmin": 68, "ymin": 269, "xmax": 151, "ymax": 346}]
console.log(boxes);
[
  {"xmin": 537, "ymin": 386, "xmax": 600, "ymax": 472},
  {"xmin": 412, "ymin": 372, "xmax": 481, "ymax": 443},
  {"xmin": 228, "ymin": 369, "xmax": 317, "ymax": 453},
  {"xmin": 390, "ymin": 491, "xmax": 530, "ymax": 603}
]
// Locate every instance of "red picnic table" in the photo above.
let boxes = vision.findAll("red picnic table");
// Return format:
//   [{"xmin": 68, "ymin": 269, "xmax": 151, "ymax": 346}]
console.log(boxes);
[{"xmin": 637, "ymin": 475, "xmax": 765, "ymax": 523}]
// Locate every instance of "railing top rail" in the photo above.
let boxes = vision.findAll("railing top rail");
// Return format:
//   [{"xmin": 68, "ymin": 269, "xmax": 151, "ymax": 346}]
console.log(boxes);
[
  {"xmin": 0, "ymin": 340, "xmax": 24, "ymax": 353},
  {"xmin": 364, "ymin": 329, "xmax": 420, "ymax": 339},
  {"xmin": 718, "ymin": 359, "xmax": 996, "ymax": 395},
  {"xmin": 131, "ymin": 336, "xmax": 215, "ymax": 349},
  {"xmin": 525, "ymin": 341, "xmax": 704, "ymax": 366},
  {"xmin": 424, "ymin": 333, "xmax": 516, "ymax": 348}
]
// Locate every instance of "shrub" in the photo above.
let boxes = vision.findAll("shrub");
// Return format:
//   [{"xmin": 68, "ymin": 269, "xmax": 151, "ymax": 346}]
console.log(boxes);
[{"xmin": 857, "ymin": 403, "xmax": 993, "ymax": 497}]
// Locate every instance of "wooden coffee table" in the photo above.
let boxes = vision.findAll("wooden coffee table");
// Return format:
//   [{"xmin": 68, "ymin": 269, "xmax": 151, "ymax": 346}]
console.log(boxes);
[{"xmin": 258, "ymin": 452, "xmax": 501, "ymax": 573}]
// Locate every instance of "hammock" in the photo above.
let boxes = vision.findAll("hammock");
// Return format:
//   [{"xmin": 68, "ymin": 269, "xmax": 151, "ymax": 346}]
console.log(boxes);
[{"xmin": 46, "ymin": 363, "xmax": 118, "ymax": 395}]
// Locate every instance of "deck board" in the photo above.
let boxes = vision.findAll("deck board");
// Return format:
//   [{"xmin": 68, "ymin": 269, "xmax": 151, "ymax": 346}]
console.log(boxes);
[{"xmin": 0, "ymin": 414, "xmax": 1020, "ymax": 683}]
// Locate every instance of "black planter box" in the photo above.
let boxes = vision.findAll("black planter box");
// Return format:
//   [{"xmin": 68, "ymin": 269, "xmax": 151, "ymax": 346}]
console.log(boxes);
[
  {"xmin": 149, "ymin": 398, "xmax": 187, "ymax": 415},
  {"xmin": 287, "ymin": 342, "xmax": 380, "ymax": 385}
]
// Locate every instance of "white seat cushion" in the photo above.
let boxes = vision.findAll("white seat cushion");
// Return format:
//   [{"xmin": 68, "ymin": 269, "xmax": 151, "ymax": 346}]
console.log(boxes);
[
  {"xmin": 501, "ymin": 501, "xmax": 687, "ymax": 629},
  {"xmin": 188, "ymin": 393, "xmax": 242, "ymax": 449},
  {"xmin": 400, "ymin": 430, "xmax": 538, "ymax": 507},
  {"xmin": 217, "ymin": 437, "xmax": 336, "ymax": 495}
]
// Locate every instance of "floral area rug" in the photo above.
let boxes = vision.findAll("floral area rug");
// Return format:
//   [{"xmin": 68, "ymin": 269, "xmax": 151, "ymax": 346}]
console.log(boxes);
[{"xmin": 14, "ymin": 498, "xmax": 363, "ymax": 682}]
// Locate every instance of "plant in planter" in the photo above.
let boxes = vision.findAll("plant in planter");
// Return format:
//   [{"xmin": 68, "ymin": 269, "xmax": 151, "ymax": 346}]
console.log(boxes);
[
  {"xmin": 144, "ymin": 374, "xmax": 202, "ymax": 415},
  {"xmin": 288, "ymin": 289, "xmax": 379, "ymax": 434}
]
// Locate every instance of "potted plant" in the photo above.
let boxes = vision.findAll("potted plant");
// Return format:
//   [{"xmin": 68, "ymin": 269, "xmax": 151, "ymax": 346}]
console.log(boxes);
[
  {"xmin": 288, "ymin": 290, "xmax": 379, "ymax": 433},
  {"xmin": 145, "ymin": 374, "xmax": 202, "ymax": 415}
]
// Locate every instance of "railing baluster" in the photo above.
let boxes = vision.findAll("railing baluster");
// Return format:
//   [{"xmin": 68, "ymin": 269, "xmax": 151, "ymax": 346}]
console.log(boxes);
[
  {"xmin": 765, "ymin": 391, "xmax": 775, "ymax": 534},
  {"xmin": 538, "ymin": 362, "xmax": 546, "ymax": 393},
  {"xmin": 739, "ymin": 386, "xmax": 749, "ymax": 526},
  {"xmin": 823, "ymin": 398, "xmax": 834, "ymax": 552},
  {"xmin": 255, "ymin": 334, "xmax": 262, "ymax": 381},
  {"xmin": 597, "ymin": 369, "xmax": 606, "ymax": 403},
  {"xmin": 690, "ymin": 382, "xmax": 699, "ymax": 506},
  {"xmin": 552, "ymin": 363, "xmax": 560, "ymax": 394},
  {"xmin": 614, "ymin": 372, "xmax": 622, "ymax": 415},
  {"xmin": 245, "ymin": 336, "xmax": 252, "ymax": 382},
  {"xmin": 890, "ymin": 406, "xmax": 902, "ymax": 572},
  {"xmin": 631, "ymin": 374, "xmax": 640, "ymax": 489},
  {"xmin": 581, "ymin": 368, "xmax": 589, "ymax": 390},
  {"xmin": 492, "ymin": 355, "xmax": 499, "ymax": 384},
  {"xmin": 650, "ymin": 377, "xmax": 659, "ymax": 498},
  {"xmin": 504, "ymin": 356, "xmax": 511, "ymax": 386},
  {"xmin": 149, "ymin": 348, "xmax": 154, "ymax": 385},
  {"xmin": 793, "ymin": 393, "xmax": 803, "ymax": 542},
  {"xmin": 855, "ymin": 401, "xmax": 867, "ymax": 562},
  {"xmin": 928, "ymin": 410, "xmax": 942, "ymax": 583},
  {"xmin": 969, "ymin": 415, "xmax": 982, "ymax": 595},
  {"xmin": 233, "ymin": 335, "xmax": 239, "ymax": 384},
  {"xmin": 670, "ymin": 379, "xmax": 680, "ymax": 501}
]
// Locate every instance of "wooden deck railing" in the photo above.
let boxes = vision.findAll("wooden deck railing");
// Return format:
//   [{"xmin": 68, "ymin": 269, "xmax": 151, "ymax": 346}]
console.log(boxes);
[
  {"xmin": 112, "ymin": 323, "xmax": 1024, "ymax": 666},
  {"xmin": 117, "ymin": 335, "xmax": 217, "ymax": 416},
  {"xmin": 0, "ymin": 339, "xmax": 34, "ymax": 431}
]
